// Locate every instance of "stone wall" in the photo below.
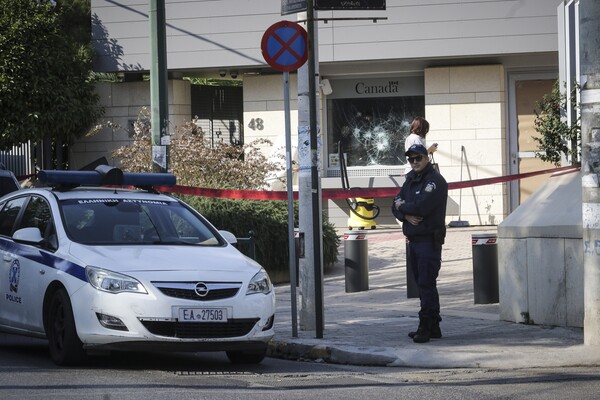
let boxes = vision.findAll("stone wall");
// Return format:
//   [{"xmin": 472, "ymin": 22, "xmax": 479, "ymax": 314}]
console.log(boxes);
[
  {"xmin": 498, "ymin": 171, "xmax": 583, "ymax": 327},
  {"xmin": 425, "ymin": 65, "xmax": 508, "ymax": 225}
]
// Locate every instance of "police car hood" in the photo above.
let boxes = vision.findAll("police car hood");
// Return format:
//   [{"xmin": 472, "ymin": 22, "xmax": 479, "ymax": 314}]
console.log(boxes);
[{"xmin": 67, "ymin": 243, "xmax": 261, "ymax": 274}]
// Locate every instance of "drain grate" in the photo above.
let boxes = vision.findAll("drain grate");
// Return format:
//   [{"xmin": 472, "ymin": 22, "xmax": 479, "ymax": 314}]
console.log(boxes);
[{"xmin": 173, "ymin": 370, "xmax": 257, "ymax": 376}]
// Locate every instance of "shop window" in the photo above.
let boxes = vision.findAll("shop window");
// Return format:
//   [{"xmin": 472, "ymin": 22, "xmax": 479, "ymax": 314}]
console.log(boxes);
[{"xmin": 327, "ymin": 96, "xmax": 424, "ymax": 169}]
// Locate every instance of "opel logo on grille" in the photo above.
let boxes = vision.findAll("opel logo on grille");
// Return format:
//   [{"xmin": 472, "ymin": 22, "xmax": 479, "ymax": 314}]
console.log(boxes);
[{"xmin": 195, "ymin": 282, "xmax": 209, "ymax": 297}]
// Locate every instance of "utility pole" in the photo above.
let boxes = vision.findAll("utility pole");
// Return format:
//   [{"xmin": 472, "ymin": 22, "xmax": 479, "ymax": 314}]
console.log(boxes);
[
  {"xmin": 149, "ymin": 0, "xmax": 169, "ymax": 172},
  {"xmin": 579, "ymin": 0, "xmax": 600, "ymax": 345},
  {"xmin": 297, "ymin": 3, "xmax": 324, "ymax": 337}
]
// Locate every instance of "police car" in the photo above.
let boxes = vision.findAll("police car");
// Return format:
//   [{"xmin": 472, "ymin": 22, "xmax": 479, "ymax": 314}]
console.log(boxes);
[{"xmin": 0, "ymin": 167, "xmax": 275, "ymax": 365}]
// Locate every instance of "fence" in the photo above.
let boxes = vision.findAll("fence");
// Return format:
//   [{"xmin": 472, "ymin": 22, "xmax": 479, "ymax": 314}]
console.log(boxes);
[{"xmin": 0, "ymin": 142, "xmax": 34, "ymax": 178}]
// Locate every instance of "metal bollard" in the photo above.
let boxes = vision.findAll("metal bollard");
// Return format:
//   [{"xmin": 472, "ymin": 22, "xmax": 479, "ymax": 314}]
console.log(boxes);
[
  {"xmin": 472, "ymin": 233, "xmax": 499, "ymax": 304},
  {"xmin": 344, "ymin": 231, "xmax": 369, "ymax": 293}
]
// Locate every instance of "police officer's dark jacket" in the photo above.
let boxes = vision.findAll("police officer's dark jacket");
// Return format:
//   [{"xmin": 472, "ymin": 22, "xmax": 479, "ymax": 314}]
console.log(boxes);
[{"xmin": 392, "ymin": 162, "xmax": 448, "ymax": 242}]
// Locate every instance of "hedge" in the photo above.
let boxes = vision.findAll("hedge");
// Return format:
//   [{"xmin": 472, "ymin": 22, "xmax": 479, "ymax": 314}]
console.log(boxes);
[{"xmin": 179, "ymin": 195, "xmax": 340, "ymax": 284}]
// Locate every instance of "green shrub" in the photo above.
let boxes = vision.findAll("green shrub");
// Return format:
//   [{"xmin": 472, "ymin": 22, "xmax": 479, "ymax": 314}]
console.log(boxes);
[
  {"xmin": 534, "ymin": 80, "xmax": 580, "ymax": 166},
  {"xmin": 179, "ymin": 196, "xmax": 340, "ymax": 284}
]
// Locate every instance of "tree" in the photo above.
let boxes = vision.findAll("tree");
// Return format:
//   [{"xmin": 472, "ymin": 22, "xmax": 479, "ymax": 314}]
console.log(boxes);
[
  {"xmin": 0, "ymin": 0, "xmax": 102, "ymax": 159},
  {"xmin": 533, "ymin": 80, "xmax": 580, "ymax": 166},
  {"xmin": 54, "ymin": 0, "xmax": 93, "ymax": 47}
]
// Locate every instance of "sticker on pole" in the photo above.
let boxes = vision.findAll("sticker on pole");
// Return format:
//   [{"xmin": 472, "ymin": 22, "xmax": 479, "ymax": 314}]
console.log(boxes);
[
  {"xmin": 472, "ymin": 236, "xmax": 497, "ymax": 245},
  {"xmin": 344, "ymin": 232, "xmax": 367, "ymax": 240},
  {"xmin": 261, "ymin": 21, "xmax": 308, "ymax": 72}
]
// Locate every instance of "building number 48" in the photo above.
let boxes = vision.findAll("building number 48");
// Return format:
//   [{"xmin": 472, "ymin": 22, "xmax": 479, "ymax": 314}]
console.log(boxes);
[{"xmin": 247, "ymin": 118, "xmax": 264, "ymax": 131}]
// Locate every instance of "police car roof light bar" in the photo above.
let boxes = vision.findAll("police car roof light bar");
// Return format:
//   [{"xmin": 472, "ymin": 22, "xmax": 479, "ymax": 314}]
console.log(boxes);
[
  {"xmin": 122, "ymin": 172, "xmax": 176, "ymax": 188},
  {"xmin": 96, "ymin": 165, "xmax": 124, "ymax": 186},
  {"xmin": 38, "ymin": 166, "xmax": 176, "ymax": 190}
]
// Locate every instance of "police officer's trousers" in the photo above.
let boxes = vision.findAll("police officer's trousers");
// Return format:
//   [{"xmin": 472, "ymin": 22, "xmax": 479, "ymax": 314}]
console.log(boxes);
[{"xmin": 407, "ymin": 241, "xmax": 442, "ymax": 321}]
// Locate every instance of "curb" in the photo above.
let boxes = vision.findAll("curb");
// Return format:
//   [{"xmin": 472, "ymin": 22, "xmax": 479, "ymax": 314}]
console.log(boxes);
[
  {"xmin": 268, "ymin": 340, "xmax": 396, "ymax": 366},
  {"xmin": 268, "ymin": 339, "xmax": 600, "ymax": 369}
]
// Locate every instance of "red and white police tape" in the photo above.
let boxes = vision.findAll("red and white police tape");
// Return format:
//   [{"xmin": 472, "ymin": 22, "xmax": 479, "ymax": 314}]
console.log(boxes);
[
  {"xmin": 155, "ymin": 165, "xmax": 580, "ymax": 201},
  {"xmin": 17, "ymin": 166, "xmax": 578, "ymax": 201}
]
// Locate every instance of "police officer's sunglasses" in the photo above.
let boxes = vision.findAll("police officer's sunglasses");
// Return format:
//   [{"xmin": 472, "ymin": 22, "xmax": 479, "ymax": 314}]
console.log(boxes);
[{"xmin": 407, "ymin": 155, "xmax": 424, "ymax": 163}]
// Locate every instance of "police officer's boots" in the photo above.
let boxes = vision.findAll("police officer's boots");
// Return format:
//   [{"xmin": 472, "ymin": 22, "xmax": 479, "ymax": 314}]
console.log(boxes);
[
  {"xmin": 408, "ymin": 319, "xmax": 442, "ymax": 340},
  {"xmin": 412, "ymin": 316, "xmax": 434, "ymax": 343}
]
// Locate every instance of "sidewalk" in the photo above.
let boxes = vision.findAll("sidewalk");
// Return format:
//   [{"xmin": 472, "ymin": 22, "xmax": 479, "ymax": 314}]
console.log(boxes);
[{"xmin": 267, "ymin": 226, "xmax": 600, "ymax": 369}]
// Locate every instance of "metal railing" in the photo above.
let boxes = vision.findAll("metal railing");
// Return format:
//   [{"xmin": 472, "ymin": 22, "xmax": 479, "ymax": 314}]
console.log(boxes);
[{"xmin": 0, "ymin": 142, "xmax": 34, "ymax": 177}]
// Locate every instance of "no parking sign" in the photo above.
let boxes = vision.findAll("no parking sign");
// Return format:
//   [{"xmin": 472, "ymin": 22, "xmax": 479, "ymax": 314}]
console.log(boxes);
[{"xmin": 261, "ymin": 21, "xmax": 308, "ymax": 72}]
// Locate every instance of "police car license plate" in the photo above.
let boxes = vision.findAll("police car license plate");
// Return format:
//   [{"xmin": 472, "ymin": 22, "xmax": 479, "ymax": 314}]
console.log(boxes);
[{"xmin": 178, "ymin": 308, "xmax": 227, "ymax": 322}]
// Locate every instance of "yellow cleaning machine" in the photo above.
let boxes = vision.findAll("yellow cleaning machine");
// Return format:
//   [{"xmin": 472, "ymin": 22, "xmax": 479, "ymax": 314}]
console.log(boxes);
[{"xmin": 339, "ymin": 143, "xmax": 380, "ymax": 229}]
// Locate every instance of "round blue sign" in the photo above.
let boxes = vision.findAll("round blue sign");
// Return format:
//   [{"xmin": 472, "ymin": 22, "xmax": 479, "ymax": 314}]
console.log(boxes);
[{"xmin": 261, "ymin": 21, "xmax": 308, "ymax": 72}]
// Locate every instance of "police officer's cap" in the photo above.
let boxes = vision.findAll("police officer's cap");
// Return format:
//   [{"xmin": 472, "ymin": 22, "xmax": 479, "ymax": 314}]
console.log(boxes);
[{"xmin": 405, "ymin": 144, "xmax": 428, "ymax": 156}]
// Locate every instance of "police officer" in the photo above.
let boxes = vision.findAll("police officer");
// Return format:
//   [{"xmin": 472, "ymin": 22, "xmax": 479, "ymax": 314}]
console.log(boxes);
[{"xmin": 392, "ymin": 144, "xmax": 448, "ymax": 343}]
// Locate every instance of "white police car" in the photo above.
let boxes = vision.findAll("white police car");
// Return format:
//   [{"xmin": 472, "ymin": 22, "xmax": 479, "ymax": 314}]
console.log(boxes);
[{"xmin": 0, "ymin": 167, "xmax": 275, "ymax": 365}]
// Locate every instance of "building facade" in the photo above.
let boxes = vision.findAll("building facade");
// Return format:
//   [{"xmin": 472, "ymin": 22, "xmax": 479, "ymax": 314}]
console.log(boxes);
[{"xmin": 86, "ymin": 0, "xmax": 566, "ymax": 227}]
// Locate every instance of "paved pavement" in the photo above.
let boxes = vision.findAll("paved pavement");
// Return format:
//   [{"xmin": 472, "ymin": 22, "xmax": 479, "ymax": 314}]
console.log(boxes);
[{"xmin": 267, "ymin": 226, "xmax": 600, "ymax": 369}]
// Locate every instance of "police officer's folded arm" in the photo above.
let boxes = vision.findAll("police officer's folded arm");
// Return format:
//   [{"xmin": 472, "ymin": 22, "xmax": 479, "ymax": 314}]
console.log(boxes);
[
  {"xmin": 391, "ymin": 203, "xmax": 405, "ymax": 221},
  {"xmin": 398, "ymin": 198, "xmax": 433, "ymax": 217},
  {"xmin": 391, "ymin": 194, "xmax": 406, "ymax": 221}
]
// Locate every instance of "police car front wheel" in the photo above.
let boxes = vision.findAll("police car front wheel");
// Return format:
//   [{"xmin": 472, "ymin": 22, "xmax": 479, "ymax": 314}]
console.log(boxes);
[{"xmin": 46, "ymin": 288, "xmax": 86, "ymax": 366}]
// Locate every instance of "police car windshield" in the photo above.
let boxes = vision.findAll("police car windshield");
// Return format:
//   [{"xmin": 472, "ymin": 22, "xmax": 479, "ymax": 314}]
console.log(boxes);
[{"xmin": 60, "ymin": 198, "xmax": 220, "ymax": 246}]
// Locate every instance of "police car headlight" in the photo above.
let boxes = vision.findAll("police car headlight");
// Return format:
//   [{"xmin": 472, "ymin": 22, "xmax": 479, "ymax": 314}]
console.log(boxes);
[
  {"xmin": 86, "ymin": 266, "xmax": 147, "ymax": 294},
  {"xmin": 247, "ymin": 268, "xmax": 272, "ymax": 295}
]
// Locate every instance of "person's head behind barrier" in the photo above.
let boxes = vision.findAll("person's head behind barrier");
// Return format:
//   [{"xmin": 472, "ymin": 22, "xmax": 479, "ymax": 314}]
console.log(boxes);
[{"xmin": 410, "ymin": 116, "xmax": 430, "ymax": 137}]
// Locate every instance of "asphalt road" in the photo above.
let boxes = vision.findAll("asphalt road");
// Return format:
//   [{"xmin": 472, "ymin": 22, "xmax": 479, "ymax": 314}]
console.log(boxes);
[{"xmin": 1, "ymin": 333, "xmax": 600, "ymax": 400}]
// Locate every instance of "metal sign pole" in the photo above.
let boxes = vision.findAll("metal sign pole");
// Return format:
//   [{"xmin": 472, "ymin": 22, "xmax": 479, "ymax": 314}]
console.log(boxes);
[
  {"xmin": 149, "ymin": 0, "xmax": 169, "ymax": 173},
  {"xmin": 284, "ymin": 71, "xmax": 299, "ymax": 338},
  {"xmin": 306, "ymin": 0, "xmax": 324, "ymax": 339},
  {"xmin": 261, "ymin": 20, "xmax": 308, "ymax": 338},
  {"xmin": 580, "ymin": 0, "xmax": 600, "ymax": 345}
]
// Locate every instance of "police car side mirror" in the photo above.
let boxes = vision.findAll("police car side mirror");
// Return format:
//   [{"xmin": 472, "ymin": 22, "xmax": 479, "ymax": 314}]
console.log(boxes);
[
  {"xmin": 12, "ymin": 227, "xmax": 44, "ymax": 245},
  {"xmin": 219, "ymin": 230, "xmax": 237, "ymax": 245}
]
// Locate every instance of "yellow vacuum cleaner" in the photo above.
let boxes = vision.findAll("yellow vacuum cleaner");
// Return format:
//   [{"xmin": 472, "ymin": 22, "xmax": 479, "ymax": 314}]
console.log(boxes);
[
  {"xmin": 339, "ymin": 143, "xmax": 380, "ymax": 230},
  {"xmin": 347, "ymin": 197, "xmax": 378, "ymax": 229}
]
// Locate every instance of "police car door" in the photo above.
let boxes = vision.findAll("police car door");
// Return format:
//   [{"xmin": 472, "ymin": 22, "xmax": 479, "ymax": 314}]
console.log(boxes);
[
  {"xmin": 0, "ymin": 195, "xmax": 28, "ymax": 328},
  {"xmin": 1, "ymin": 195, "xmax": 55, "ymax": 334}
]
